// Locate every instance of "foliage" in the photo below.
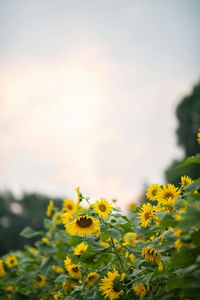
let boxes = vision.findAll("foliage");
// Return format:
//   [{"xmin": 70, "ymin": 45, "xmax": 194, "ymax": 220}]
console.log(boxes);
[
  {"xmin": 0, "ymin": 168, "xmax": 200, "ymax": 299},
  {"xmin": 0, "ymin": 191, "xmax": 63, "ymax": 255},
  {"xmin": 165, "ymin": 82, "xmax": 200, "ymax": 185}
]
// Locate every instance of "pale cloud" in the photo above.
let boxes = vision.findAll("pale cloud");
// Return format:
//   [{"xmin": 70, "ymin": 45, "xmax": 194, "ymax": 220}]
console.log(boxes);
[{"xmin": 0, "ymin": 0, "xmax": 200, "ymax": 208}]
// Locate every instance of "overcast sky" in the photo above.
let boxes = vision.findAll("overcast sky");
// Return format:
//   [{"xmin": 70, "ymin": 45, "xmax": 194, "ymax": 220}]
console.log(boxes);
[{"xmin": 1, "ymin": 0, "xmax": 200, "ymax": 206}]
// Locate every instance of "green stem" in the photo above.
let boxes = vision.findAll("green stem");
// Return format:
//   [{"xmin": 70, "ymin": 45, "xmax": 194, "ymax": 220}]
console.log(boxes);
[{"xmin": 110, "ymin": 237, "xmax": 125, "ymax": 271}]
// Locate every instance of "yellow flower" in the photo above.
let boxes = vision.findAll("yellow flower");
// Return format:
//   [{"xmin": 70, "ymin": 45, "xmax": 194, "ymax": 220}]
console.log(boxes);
[
  {"xmin": 67, "ymin": 264, "xmax": 81, "ymax": 278},
  {"xmin": 52, "ymin": 212, "xmax": 62, "ymax": 224},
  {"xmin": 62, "ymin": 280, "xmax": 77, "ymax": 291},
  {"xmin": 51, "ymin": 265, "xmax": 65, "ymax": 273},
  {"xmin": 74, "ymin": 242, "xmax": 88, "ymax": 255},
  {"xmin": 76, "ymin": 187, "xmax": 82, "ymax": 203},
  {"xmin": 63, "ymin": 199, "xmax": 77, "ymax": 214},
  {"xmin": 32, "ymin": 273, "xmax": 46, "ymax": 287},
  {"xmin": 157, "ymin": 184, "xmax": 180, "ymax": 205},
  {"xmin": 53, "ymin": 292, "xmax": 64, "ymax": 300},
  {"xmin": 46, "ymin": 200, "xmax": 54, "ymax": 216},
  {"xmin": 133, "ymin": 283, "xmax": 147, "ymax": 298},
  {"xmin": 42, "ymin": 237, "xmax": 49, "ymax": 243},
  {"xmin": 174, "ymin": 214, "xmax": 182, "ymax": 220},
  {"xmin": 0, "ymin": 260, "xmax": 6, "ymax": 277},
  {"xmin": 175, "ymin": 239, "xmax": 182, "ymax": 251},
  {"xmin": 64, "ymin": 256, "xmax": 72, "ymax": 271},
  {"xmin": 99, "ymin": 269, "xmax": 124, "ymax": 300},
  {"xmin": 173, "ymin": 229, "xmax": 184, "ymax": 237},
  {"xmin": 65, "ymin": 215, "xmax": 100, "ymax": 236},
  {"xmin": 86, "ymin": 272, "xmax": 100, "ymax": 286},
  {"xmin": 142, "ymin": 246, "xmax": 161, "ymax": 264},
  {"xmin": 123, "ymin": 232, "xmax": 137, "ymax": 245},
  {"xmin": 146, "ymin": 184, "xmax": 160, "ymax": 201},
  {"xmin": 62, "ymin": 212, "xmax": 74, "ymax": 224},
  {"xmin": 93, "ymin": 198, "xmax": 112, "ymax": 218},
  {"xmin": 138, "ymin": 203, "xmax": 155, "ymax": 227},
  {"xmin": 128, "ymin": 203, "xmax": 136, "ymax": 210},
  {"xmin": 197, "ymin": 128, "xmax": 200, "ymax": 144},
  {"xmin": 5, "ymin": 256, "xmax": 18, "ymax": 268},
  {"xmin": 181, "ymin": 176, "xmax": 193, "ymax": 189}
]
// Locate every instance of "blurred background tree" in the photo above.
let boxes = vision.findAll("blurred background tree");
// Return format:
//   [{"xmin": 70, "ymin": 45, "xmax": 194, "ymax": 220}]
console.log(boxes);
[
  {"xmin": 165, "ymin": 82, "xmax": 200, "ymax": 185},
  {"xmin": 0, "ymin": 191, "xmax": 62, "ymax": 255}
]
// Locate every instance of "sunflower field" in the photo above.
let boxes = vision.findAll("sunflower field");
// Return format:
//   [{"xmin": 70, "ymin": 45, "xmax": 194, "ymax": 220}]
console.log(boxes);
[{"xmin": 0, "ymin": 132, "xmax": 200, "ymax": 300}]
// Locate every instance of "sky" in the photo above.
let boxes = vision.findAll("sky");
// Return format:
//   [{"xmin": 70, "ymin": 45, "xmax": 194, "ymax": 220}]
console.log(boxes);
[{"xmin": 1, "ymin": 0, "xmax": 200, "ymax": 207}]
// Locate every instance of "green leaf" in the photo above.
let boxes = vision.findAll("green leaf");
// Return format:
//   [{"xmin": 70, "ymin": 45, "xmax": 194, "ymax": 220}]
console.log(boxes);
[
  {"xmin": 185, "ymin": 180, "xmax": 200, "ymax": 193},
  {"xmin": 54, "ymin": 274, "xmax": 68, "ymax": 283},
  {"xmin": 160, "ymin": 214, "xmax": 178, "ymax": 228},
  {"xmin": 178, "ymin": 155, "xmax": 200, "ymax": 168},
  {"xmin": 20, "ymin": 227, "xmax": 42, "ymax": 238},
  {"xmin": 170, "ymin": 248, "xmax": 199, "ymax": 267},
  {"xmin": 39, "ymin": 256, "xmax": 54, "ymax": 274},
  {"xmin": 191, "ymin": 230, "xmax": 200, "ymax": 245},
  {"xmin": 178, "ymin": 207, "xmax": 200, "ymax": 228},
  {"xmin": 107, "ymin": 227, "xmax": 121, "ymax": 240}
]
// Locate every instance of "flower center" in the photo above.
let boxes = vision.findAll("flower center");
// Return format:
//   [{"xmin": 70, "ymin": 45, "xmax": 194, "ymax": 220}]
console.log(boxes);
[
  {"xmin": 113, "ymin": 277, "xmax": 122, "ymax": 292},
  {"xmin": 76, "ymin": 216, "xmax": 92, "ymax": 228},
  {"xmin": 89, "ymin": 275, "xmax": 95, "ymax": 281},
  {"xmin": 67, "ymin": 205, "xmax": 73, "ymax": 210},
  {"xmin": 152, "ymin": 189, "xmax": 158, "ymax": 196},
  {"xmin": 99, "ymin": 204, "xmax": 106, "ymax": 212},
  {"xmin": 72, "ymin": 266, "xmax": 79, "ymax": 273},
  {"xmin": 144, "ymin": 212, "xmax": 151, "ymax": 220},
  {"xmin": 164, "ymin": 192, "xmax": 174, "ymax": 200},
  {"xmin": 37, "ymin": 275, "xmax": 42, "ymax": 282}
]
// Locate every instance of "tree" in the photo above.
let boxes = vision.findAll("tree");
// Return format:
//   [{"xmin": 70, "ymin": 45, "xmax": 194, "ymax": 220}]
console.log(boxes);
[{"xmin": 165, "ymin": 82, "xmax": 200, "ymax": 185}]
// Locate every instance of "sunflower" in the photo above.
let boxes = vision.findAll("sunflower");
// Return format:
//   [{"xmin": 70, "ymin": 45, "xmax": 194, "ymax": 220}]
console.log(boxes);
[
  {"xmin": 74, "ymin": 242, "xmax": 88, "ymax": 255},
  {"xmin": 62, "ymin": 212, "xmax": 74, "ymax": 225},
  {"xmin": 62, "ymin": 280, "xmax": 77, "ymax": 291},
  {"xmin": 86, "ymin": 272, "xmax": 100, "ymax": 286},
  {"xmin": 75, "ymin": 187, "xmax": 82, "ymax": 203},
  {"xmin": 157, "ymin": 184, "xmax": 180, "ymax": 205},
  {"xmin": 52, "ymin": 212, "xmax": 62, "ymax": 224},
  {"xmin": 146, "ymin": 184, "xmax": 160, "ymax": 201},
  {"xmin": 181, "ymin": 176, "xmax": 193, "ymax": 189},
  {"xmin": 175, "ymin": 239, "xmax": 182, "ymax": 251},
  {"xmin": 133, "ymin": 283, "xmax": 147, "ymax": 298},
  {"xmin": 53, "ymin": 292, "xmax": 64, "ymax": 300},
  {"xmin": 123, "ymin": 232, "xmax": 136, "ymax": 245},
  {"xmin": 142, "ymin": 246, "xmax": 161, "ymax": 264},
  {"xmin": 32, "ymin": 273, "xmax": 46, "ymax": 287},
  {"xmin": 42, "ymin": 237, "xmax": 49, "ymax": 243},
  {"xmin": 51, "ymin": 265, "xmax": 65, "ymax": 273},
  {"xmin": 65, "ymin": 215, "xmax": 100, "ymax": 236},
  {"xmin": 138, "ymin": 203, "xmax": 155, "ymax": 227},
  {"xmin": 46, "ymin": 200, "xmax": 54, "ymax": 216},
  {"xmin": 0, "ymin": 260, "xmax": 6, "ymax": 277},
  {"xmin": 128, "ymin": 203, "xmax": 136, "ymax": 210},
  {"xmin": 5, "ymin": 255, "xmax": 18, "ymax": 268},
  {"xmin": 197, "ymin": 128, "xmax": 200, "ymax": 144},
  {"xmin": 67, "ymin": 264, "xmax": 81, "ymax": 278},
  {"xmin": 93, "ymin": 198, "xmax": 112, "ymax": 218},
  {"xmin": 64, "ymin": 256, "xmax": 72, "ymax": 271},
  {"xmin": 99, "ymin": 269, "xmax": 124, "ymax": 300},
  {"xmin": 63, "ymin": 199, "xmax": 77, "ymax": 214}
]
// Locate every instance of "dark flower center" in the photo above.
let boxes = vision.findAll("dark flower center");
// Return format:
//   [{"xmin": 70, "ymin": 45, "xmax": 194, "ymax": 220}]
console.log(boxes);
[
  {"xmin": 144, "ymin": 212, "xmax": 151, "ymax": 220},
  {"xmin": 113, "ymin": 277, "xmax": 122, "ymax": 292},
  {"xmin": 99, "ymin": 204, "xmax": 106, "ymax": 212},
  {"xmin": 67, "ymin": 205, "xmax": 73, "ymax": 210},
  {"xmin": 152, "ymin": 189, "xmax": 157, "ymax": 196},
  {"xmin": 76, "ymin": 216, "xmax": 92, "ymax": 228},
  {"xmin": 164, "ymin": 192, "xmax": 174, "ymax": 200},
  {"xmin": 72, "ymin": 266, "xmax": 79, "ymax": 273}
]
